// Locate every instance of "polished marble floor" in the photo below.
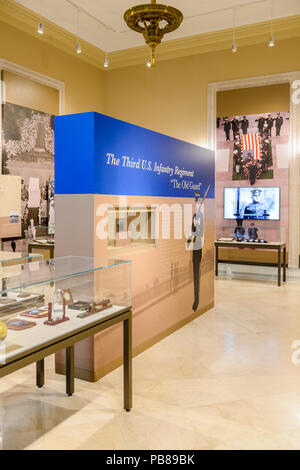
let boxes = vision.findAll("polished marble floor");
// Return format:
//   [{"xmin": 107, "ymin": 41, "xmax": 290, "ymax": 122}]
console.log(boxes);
[{"xmin": 1, "ymin": 278, "xmax": 300, "ymax": 450}]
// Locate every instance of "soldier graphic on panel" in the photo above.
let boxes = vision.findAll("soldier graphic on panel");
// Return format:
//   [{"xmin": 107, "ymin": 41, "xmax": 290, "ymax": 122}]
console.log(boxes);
[
  {"xmin": 187, "ymin": 186, "xmax": 209, "ymax": 313},
  {"xmin": 248, "ymin": 158, "xmax": 259, "ymax": 186},
  {"xmin": 262, "ymin": 122, "xmax": 269, "ymax": 138},
  {"xmin": 275, "ymin": 112, "xmax": 284, "ymax": 136},
  {"xmin": 266, "ymin": 114, "xmax": 274, "ymax": 137},
  {"xmin": 231, "ymin": 117, "xmax": 240, "ymax": 139},
  {"xmin": 240, "ymin": 116, "xmax": 249, "ymax": 135},
  {"xmin": 255, "ymin": 115, "xmax": 265, "ymax": 137},
  {"xmin": 223, "ymin": 117, "xmax": 231, "ymax": 141}
]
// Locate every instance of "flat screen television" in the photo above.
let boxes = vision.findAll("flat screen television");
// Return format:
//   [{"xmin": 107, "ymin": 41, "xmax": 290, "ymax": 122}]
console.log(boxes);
[{"xmin": 224, "ymin": 187, "xmax": 280, "ymax": 220}]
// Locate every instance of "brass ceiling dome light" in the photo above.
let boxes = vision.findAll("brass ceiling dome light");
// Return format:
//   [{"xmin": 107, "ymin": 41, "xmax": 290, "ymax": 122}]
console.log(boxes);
[{"xmin": 124, "ymin": 0, "xmax": 183, "ymax": 67}]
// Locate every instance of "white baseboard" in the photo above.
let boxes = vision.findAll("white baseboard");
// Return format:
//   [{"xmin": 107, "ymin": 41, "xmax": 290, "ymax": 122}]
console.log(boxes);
[{"xmin": 217, "ymin": 264, "xmax": 300, "ymax": 282}]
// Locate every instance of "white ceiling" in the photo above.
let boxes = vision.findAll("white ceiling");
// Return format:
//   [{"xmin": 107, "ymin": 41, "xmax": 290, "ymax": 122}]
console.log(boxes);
[{"xmin": 15, "ymin": 0, "xmax": 300, "ymax": 52}]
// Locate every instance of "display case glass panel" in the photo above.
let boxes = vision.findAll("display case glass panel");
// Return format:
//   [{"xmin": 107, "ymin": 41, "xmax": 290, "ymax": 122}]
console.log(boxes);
[
  {"xmin": 0, "ymin": 256, "xmax": 131, "ymax": 365},
  {"xmin": 0, "ymin": 251, "xmax": 43, "ymax": 280},
  {"xmin": 0, "ymin": 252, "xmax": 43, "ymax": 266}
]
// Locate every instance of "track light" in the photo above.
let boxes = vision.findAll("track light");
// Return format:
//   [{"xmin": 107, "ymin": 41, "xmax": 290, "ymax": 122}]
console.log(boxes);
[
  {"xmin": 104, "ymin": 55, "xmax": 109, "ymax": 68},
  {"xmin": 76, "ymin": 40, "xmax": 82, "ymax": 54},
  {"xmin": 269, "ymin": 1, "xmax": 275, "ymax": 47},
  {"xmin": 231, "ymin": 7, "xmax": 238, "ymax": 54},
  {"xmin": 37, "ymin": 22, "xmax": 44, "ymax": 35},
  {"xmin": 269, "ymin": 34, "xmax": 275, "ymax": 47}
]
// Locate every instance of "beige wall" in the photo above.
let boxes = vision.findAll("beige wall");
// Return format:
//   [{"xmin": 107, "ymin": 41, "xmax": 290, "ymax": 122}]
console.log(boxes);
[
  {"xmin": 3, "ymin": 70, "xmax": 59, "ymax": 115},
  {"xmin": 2, "ymin": 19, "xmax": 299, "ymax": 139},
  {"xmin": 104, "ymin": 37, "xmax": 300, "ymax": 147},
  {"xmin": 217, "ymin": 84, "xmax": 290, "ymax": 117},
  {"xmin": 0, "ymin": 21, "xmax": 105, "ymax": 115}
]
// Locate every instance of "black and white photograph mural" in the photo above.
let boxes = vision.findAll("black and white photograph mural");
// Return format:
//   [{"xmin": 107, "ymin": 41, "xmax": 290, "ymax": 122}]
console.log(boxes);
[{"xmin": 2, "ymin": 102, "xmax": 55, "ymax": 251}]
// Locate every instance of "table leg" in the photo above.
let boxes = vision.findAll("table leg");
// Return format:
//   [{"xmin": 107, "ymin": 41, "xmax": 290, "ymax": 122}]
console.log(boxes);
[
  {"xmin": 123, "ymin": 313, "xmax": 132, "ymax": 412},
  {"xmin": 66, "ymin": 346, "xmax": 74, "ymax": 396},
  {"xmin": 215, "ymin": 245, "xmax": 219, "ymax": 277},
  {"xmin": 36, "ymin": 359, "xmax": 44, "ymax": 388},
  {"xmin": 283, "ymin": 246, "xmax": 287, "ymax": 283},
  {"xmin": 278, "ymin": 247, "xmax": 281, "ymax": 287}
]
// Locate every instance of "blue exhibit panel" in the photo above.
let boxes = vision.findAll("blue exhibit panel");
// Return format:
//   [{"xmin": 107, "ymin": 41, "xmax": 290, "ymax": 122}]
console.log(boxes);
[
  {"xmin": 55, "ymin": 113, "xmax": 95, "ymax": 195},
  {"xmin": 55, "ymin": 112, "xmax": 215, "ymax": 199}
]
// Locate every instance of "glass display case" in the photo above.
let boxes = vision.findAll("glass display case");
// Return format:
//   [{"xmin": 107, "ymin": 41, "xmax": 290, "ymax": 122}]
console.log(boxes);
[
  {"xmin": 0, "ymin": 251, "xmax": 43, "ymax": 285},
  {"xmin": 0, "ymin": 256, "xmax": 131, "ymax": 366},
  {"xmin": 0, "ymin": 251, "xmax": 43, "ymax": 266}
]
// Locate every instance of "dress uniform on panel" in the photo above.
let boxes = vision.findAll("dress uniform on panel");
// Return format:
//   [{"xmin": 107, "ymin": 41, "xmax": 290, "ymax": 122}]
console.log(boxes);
[
  {"xmin": 275, "ymin": 113, "xmax": 284, "ymax": 136},
  {"xmin": 223, "ymin": 117, "xmax": 231, "ymax": 141},
  {"xmin": 240, "ymin": 116, "xmax": 249, "ymax": 135},
  {"xmin": 255, "ymin": 115, "xmax": 265, "ymax": 137},
  {"xmin": 187, "ymin": 193, "xmax": 205, "ymax": 313},
  {"xmin": 231, "ymin": 117, "xmax": 239, "ymax": 140},
  {"xmin": 266, "ymin": 114, "xmax": 274, "ymax": 137}
]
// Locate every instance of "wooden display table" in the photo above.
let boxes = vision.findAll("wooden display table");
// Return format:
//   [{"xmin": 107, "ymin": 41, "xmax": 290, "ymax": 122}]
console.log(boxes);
[
  {"xmin": 28, "ymin": 241, "xmax": 55, "ymax": 259},
  {"xmin": 215, "ymin": 240, "xmax": 287, "ymax": 286}
]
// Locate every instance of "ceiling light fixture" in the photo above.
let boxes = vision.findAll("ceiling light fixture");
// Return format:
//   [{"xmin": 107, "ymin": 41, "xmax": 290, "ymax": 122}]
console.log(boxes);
[
  {"xmin": 75, "ymin": 8, "xmax": 82, "ymax": 54},
  {"xmin": 104, "ymin": 55, "xmax": 109, "ymax": 68},
  {"xmin": 124, "ymin": 0, "xmax": 183, "ymax": 68},
  {"xmin": 37, "ymin": 22, "xmax": 44, "ymax": 35},
  {"xmin": 269, "ymin": 0, "xmax": 275, "ymax": 47},
  {"xmin": 231, "ymin": 7, "xmax": 237, "ymax": 53},
  {"xmin": 37, "ymin": 0, "xmax": 44, "ymax": 35},
  {"xmin": 76, "ymin": 41, "xmax": 82, "ymax": 54}
]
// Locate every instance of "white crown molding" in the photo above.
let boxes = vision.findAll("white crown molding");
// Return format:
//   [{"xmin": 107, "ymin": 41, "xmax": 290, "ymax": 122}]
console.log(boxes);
[
  {"xmin": 0, "ymin": 58, "xmax": 65, "ymax": 114},
  {"xmin": 1, "ymin": 0, "xmax": 300, "ymax": 70},
  {"xmin": 0, "ymin": 57, "xmax": 65, "ymax": 174}
]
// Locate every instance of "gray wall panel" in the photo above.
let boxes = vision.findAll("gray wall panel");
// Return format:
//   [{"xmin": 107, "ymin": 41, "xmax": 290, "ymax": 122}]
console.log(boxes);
[{"xmin": 55, "ymin": 194, "xmax": 94, "ymax": 258}]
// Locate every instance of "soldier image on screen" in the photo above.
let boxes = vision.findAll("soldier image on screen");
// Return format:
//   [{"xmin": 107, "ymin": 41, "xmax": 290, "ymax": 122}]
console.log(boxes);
[
  {"xmin": 243, "ymin": 189, "xmax": 270, "ymax": 219},
  {"xmin": 187, "ymin": 185, "xmax": 210, "ymax": 312}
]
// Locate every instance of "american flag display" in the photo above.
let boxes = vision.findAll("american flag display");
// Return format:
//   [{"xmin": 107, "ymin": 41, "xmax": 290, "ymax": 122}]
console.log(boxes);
[{"xmin": 242, "ymin": 134, "xmax": 262, "ymax": 160}]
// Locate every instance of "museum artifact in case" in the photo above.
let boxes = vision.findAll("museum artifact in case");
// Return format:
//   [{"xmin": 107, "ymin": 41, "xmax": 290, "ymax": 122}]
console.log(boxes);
[
  {"xmin": 0, "ymin": 256, "xmax": 132, "ymax": 364},
  {"xmin": 107, "ymin": 205, "xmax": 157, "ymax": 249},
  {"xmin": 216, "ymin": 223, "xmax": 285, "ymax": 244}
]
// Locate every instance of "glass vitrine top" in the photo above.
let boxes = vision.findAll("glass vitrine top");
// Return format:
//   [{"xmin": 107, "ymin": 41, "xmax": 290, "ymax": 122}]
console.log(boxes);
[
  {"xmin": 0, "ymin": 256, "xmax": 131, "ymax": 294},
  {"xmin": 0, "ymin": 252, "xmax": 43, "ymax": 264}
]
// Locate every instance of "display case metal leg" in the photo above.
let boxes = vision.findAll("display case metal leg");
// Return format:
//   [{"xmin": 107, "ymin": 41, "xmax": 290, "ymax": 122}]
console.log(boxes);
[
  {"xmin": 123, "ymin": 313, "xmax": 132, "ymax": 412},
  {"xmin": 66, "ymin": 346, "xmax": 74, "ymax": 396},
  {"xmin": 278, "ymin": 247, "xmax": 281, "ymax": 286},
  {"xmin": 283, "ymin": 247, "xmax": 287, "ymax": 283},
  {"xmin": 36, "ymin": 359, "xmax": 44, "ymax": 388},
  {"xmin": 215, "ymin": 246, "xmax": 219, "ymax": 277}
]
